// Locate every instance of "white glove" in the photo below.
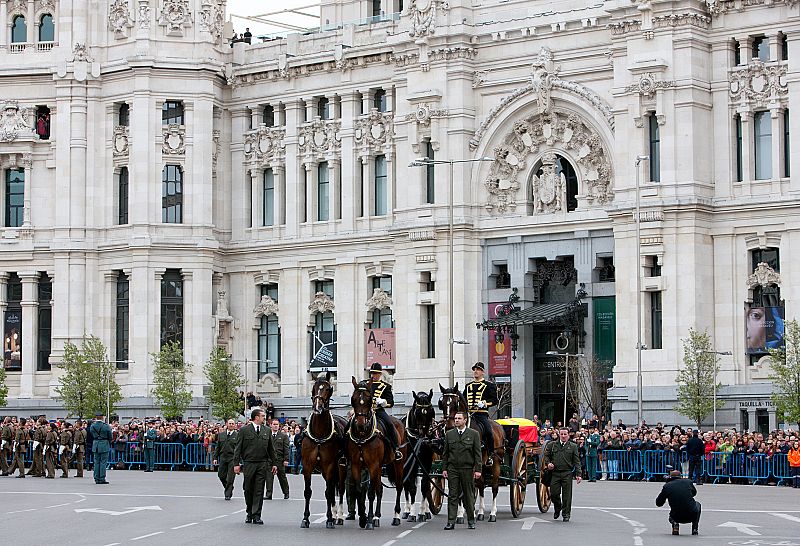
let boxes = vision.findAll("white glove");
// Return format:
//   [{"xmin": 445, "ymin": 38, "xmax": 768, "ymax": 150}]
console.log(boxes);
[
  {"xmin": 376, "ymin": 398, "xmax": 387, "ymax": 407},
  {"xmin": 58, "ymin": 445, "xmax": 64, "ymax": 455},
  {"xmin": 477, "ymin": 401, "xmax": 487, "ymax": 409},
  {"xmin": 33, "ymin": 441, "xmax": 40, "ymax": 450},
  {"xmin": 1, "ymin": 440, "xmax": 6, "ymax": 449},
  {"xmin": 72, "ymin": 444, "xmax": 76, "ymax": 452},
  {"xmin": 12, "ymin": 442, "xmax": 17, "ymax": 452}
]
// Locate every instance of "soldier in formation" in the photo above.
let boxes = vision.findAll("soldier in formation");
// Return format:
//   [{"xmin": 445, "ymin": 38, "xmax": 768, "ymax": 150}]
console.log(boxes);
[
  {"xmin": 27, "ymin": 418, "xmax": 46, "ymax": 477},
  {"xmin": 0, "ymin": 416, "xmax": 13, "ymax": 475},
  {"xmin": 266, "ymin": 418, "xmax": 290, "ymax": 500},
  {"xmin": 59, "ymin": 422, "xmax": 73, "ymax": 478},
  {"xmin": 233, "ymin": 407, "xmax": 278, "ymax": 525},
  {"xmin": 213, "ymin": 418, "xmax": 238, "ymax": 500},
  {"xmin": 73, "ymin": 421, "xmax": 87, "ymax": 477},
  {"xmin": 44, "ymin": 422, "xmax": 58, "ymax": 479}
]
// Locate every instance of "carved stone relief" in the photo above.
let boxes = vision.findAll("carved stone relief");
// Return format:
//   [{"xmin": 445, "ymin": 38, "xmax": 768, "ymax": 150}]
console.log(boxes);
[
  {"xmin": 408, "ymin": 0, "xmax": 449, "ymax": 38},
  {"xmin": 729, "ymin": 60, "xmax": 788, "ymax": 109},
  {"xmin": 138, "ymin": 0, "xmax": 151, "ymax": 29},
  {"xmin": 365, "ymin": 288, "xmax": 393, "ymax": 312},
  {"xmin": 199, "ymin": 0, "xmax": 225, "ymax": 44},
  {"xmin": 113, "ymin": 125, "xmax": 130, "ymax": 157},
  {"xmin": 212, "ymin": 129, "xmax": 220, "ymax": 171},
  {"xmin": 404, "ymin": 102, "xmax": 447, "ymax": 127},
  {"xmin": 109, "ymin": 0, "xmax": 135, "ymax": 39},
  {"xmin": 162, "ymin": 124, "xmax": 185, "ymax": 155},
  {"xmin": 530, "ymin": 152, "xmax": 566, "ymax": 214},
  {"xmin": 747, "ymin": 262, "xmax": 781, "ymax": 289},
  {"xmin": 158, "ymin": 0, "xmax": 192, "ymax": 36},
  {"xmin": 308, "ymin": 292, "xmax": 335, "ymax": 314},
  {"xmin": 354, "ymin": 110, "xmax": 394, "ymax": 155},
  {"xmin": 0, "ymin": 101, "xmax": 33, "ymax": 142},
  {"xmin": 706, "ymin": 0, "xmax": 798, "ymax": 16},
  {"xmin": 298, "ymin": 119, "xmax": 341, "ymax": 162},
  {"xmin": 254, "ymin": 294, "xmax": 279, "ymax": 318},
  {"xmin": 244, "ymin": 126, "xmax": 285, "ymax": 167},
  {"xmin": 625, "ymin": 72, "xmax": 676, "ymax": 98}
]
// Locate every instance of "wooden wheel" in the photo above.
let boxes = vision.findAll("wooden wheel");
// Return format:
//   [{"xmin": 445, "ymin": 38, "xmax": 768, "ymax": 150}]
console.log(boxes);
[
  {"xmin": 509, "ymin": 440, "xmax": 527, "ymax": 518},
  {"xmin": 429, "ymin": 475, "xmax": 445, "ymax": 515},
  {"xmin": 537, "ymin": 465, "xmax": 551, "ymax": 513}
]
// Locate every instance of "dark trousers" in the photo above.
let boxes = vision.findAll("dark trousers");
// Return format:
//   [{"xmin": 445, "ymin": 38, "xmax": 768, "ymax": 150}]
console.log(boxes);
[
  {"xmin": 93, "ymin": 450, "xmax": 109, "ymax": 482},
  {"xmin": 446, "ymin": 468, "xmax": 475, "ymax": 524},
  {"xmin": 218, "ymin": 458, "xmax": 235, "ymax": 498},
  {"xmin": 12, "ymin": 448, "xmax": 26, "ymax": 477},
  {"xmin": 792, "ymin": 466, "xmax": 800, "ymax": 488},
  {"xmin": 45, "ymin": 449, "xmax": 56, "ymax": 478},
  {"xmin": 29, "ymin": 447, "xmax": 43, "ymax": 476},
  {"xmin": 471, "ymin": 413, "xmax": 494, "ymax": 454},
  {"xmin": 550, "ymin": 472, "xmax": 575, "ymax": 518},
  {"xmin": 60, "ymin": 450, "xmax": 71, "ymax": 477},
  {"xmin": 688, "ymin": 457, "xmax": 702, "ymax": 484},
  {"xmin": 75, "ymin": 450, "xmax": 85, "ymax": 477},
  {"xmin": 242, "ymin": 461, "xmax": 267, "ymax": 520},
  {"xmin": 587, "ymin": 455, "xmax": 599, "ymax": 480},
  {"xmin": 671, "ymin": 501, "xmax": 701, "ymax": 529},
  {"xmin": 0, "ymin": 448, "xmax": 9, "ymax": 474},
  {"xmin": 375, "ymin": 409, "xmax": 398, "ymax": 448},
  {"xmin": 266, "ymin": 463, "xmax": 289, "ymax": 497},
  {"xmin": 144, "ymin": 448, "xmax": 155, "ymax": 471}
]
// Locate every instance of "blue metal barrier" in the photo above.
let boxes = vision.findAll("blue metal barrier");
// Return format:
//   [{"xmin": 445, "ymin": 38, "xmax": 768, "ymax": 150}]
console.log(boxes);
[
  {"xmin": 124, "ymin": 442, "xmax": 146, "ymax": 469},
  {"xmin": 771, "ymin": 453, "xmax": 792, "ymax": 486},
  {"xmin": 642, "ymin": 450, "xmax": 687, "ymax": 480},
  {"xmin": 155, "ymin": 442, "xmax": 184, "ymax": 470},
  {"xmin": 726, "ymin": 452, "xmax": 771, "ymax": 484},
  {"xmin": 602, "ymin": 450, "xmax": 643, "ymax": 480},
  {"xmin": 185, "ymin": 442, "xmax": 213, "ymax": 471},
  {"xmin": 703, "ymin": 452, "xmax": 733, "ymax": 484}
]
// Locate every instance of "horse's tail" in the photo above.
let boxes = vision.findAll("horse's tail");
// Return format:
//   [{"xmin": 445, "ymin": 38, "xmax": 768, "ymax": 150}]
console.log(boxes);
[{"xmin": 385, "ymin": 453, "xmax": 398, "ymax": 486}]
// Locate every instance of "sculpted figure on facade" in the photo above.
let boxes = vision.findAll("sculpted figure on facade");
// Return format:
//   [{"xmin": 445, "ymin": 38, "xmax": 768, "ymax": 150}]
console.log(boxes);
[
  {"xmin": 530, "ymin": 152, "xmax": 565, "ymax": 214},
  {"xmin": 354, "ymin": 109, "xmax": 394, "ymax": 155},
  {"xmin": 254, "ymin": 294, "xmax": 279, "ymax": 319},
  {"xmin": 199, "ymin": 0, "xmax": 225, "ymax": 44},
  {"xmin": 408, "ymin": 0, "xmax": 449, "ymax": 38},
  {"xmin": 404, "ymin": 102, "xmax": 447, "ymax": 128},
  {"xmin": 625, "ymin": 72, "xmax": 676, "ymax": 98},
  {"xmin": 308, "ymin": 292, "xmax": 335, "ymax": 314},
  {"xmin": 365, "ymin": 288, "xmax": 393, "ymax": 312},
  {"xmin": 108, "ymin": 0, "xmax": 135, "ymax": 39},
  {"xmin": 747, "ymin": 262, "xmax": 781, "ymax": 290},
  {"xmin": 531, "ymin": 46, "xmax": 560, "ymax": 114},
  {"xmin": 244, "ymin": 125, "xmax": 286, "ymax": 167},
  {"xmin": 729, "ymin": 60, "xmax": 788, "ymax": 109},
  {"xmin": 72, "ymin": 43, "xmax": 93, "ymax": 62},
  {"xmin": 138, "ymin": 0, "xmax": 151, "ymax": 29},
  {"xmin": 113, "ymin": 125, "xmax": 130, "ymax": 157},
  {"xmin": 158, "ymin": 0, "xmax": 192, "ymax": 36},
  {"xmin": 0, "ymin": 101, "xmax": 32, "ymax": 142}
]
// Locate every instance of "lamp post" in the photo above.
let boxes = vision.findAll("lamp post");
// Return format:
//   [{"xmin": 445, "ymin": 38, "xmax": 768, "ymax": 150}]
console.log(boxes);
[
  {"xmin": 701, "ymin": 350, "xmax": 731, "ymax": 430},
  {"xmin": 547, "ymin": 348, "xmax": 584, "ymax": 426},
  {"xmin": 634, "ymin": 155, "xmax": 649, "ymax": 426},
  {"xmin": 410, "ymin": 155, "xmax": 493, "ymax": 385}
]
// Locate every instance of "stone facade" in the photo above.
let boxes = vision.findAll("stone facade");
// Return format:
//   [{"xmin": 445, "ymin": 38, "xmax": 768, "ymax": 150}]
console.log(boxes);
[{"xmin": 0, "ymin": 0, "xmax": 797, "ymax": 429}]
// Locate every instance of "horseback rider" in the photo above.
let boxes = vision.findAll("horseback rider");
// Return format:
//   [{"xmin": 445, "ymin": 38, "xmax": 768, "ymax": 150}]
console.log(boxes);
[
  {"xmin": 368, "ymin": 362, "xmax": 402, "ymax": 461},
  {"xmin": 463, "ymin": 362, "xmax": 498, "ymax": 465}
]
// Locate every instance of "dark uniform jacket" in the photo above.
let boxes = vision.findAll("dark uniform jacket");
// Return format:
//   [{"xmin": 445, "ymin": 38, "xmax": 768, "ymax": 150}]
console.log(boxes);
[
  {"xmin": 14, "ymin": 427, "xmax": 28, "ymax": 451},
  {"xmin": 369, "ymin": 380, "xmax": 394, "ymax": 410},
  {"xmin": 1, "ymin": 423, "xmax": 12, "ymax": 450},
  {"xmin": 45, "ymin": 430, "xmax": 58, "ymax": 451},
  {"xmin": 214, "ymin": 429, "xmax": 238, "ymax": 462},
  {"xmin": 656, "ymin": 477, "xmax": 699, "ymax": 523},
  {"xmin": 271, "ymin": 431, "xmax": 290, "ymax": 464},
  {"xmin": 33, "ymin": 425, "xmax": 46, "ymax": 448},
  {"xmin": 686, "ymin": 436, "xmax": 704, "ymax": 458},
  {"xmin": 463, "ymin": 380, "xmax": 498, "ymax": 414},
  {"xmin": 543, "ymin": 440, "xmax": 581, "ymax": 477},
  {"xmin": 90, "ymin": 421, "xmax": 113, "ymax": 454},
  {"xmin": 442, "ymin": 427, "xmax": 482, "ymax": 472},
  {"xmin": 59, "ymin": 430, "xmax": 73, "ymax": 450},
  {"xmin": 233, "ymin": 423, "xmax": 277, "ymax": 465},
  {"xmin": 73, "ymin": 429, "xmax": 86, "ymax": 453}
]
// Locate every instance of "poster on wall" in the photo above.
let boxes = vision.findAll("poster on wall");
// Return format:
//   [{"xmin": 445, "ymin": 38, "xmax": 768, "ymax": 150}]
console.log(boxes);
[
  {"xmin": 4, "ymin": 309, "xmax": 21, "ymax": 371},
  {"xmin": 309, "ymin": 330, "xmax": 337, "ymax": 372},
  {"xmin": 365, "ymin": 328, "xmax": 396, "ymax": 370},
  {"xmin": 746, "ymin": 306, "xmax": 785, "ymax": 354},
  {"xmin": 488, "ymin": 302, "xmax": 512, "ymax": 376},
  {"xmin": 593, "ymin": 297, "xmax": 616, "ymax": 366}
]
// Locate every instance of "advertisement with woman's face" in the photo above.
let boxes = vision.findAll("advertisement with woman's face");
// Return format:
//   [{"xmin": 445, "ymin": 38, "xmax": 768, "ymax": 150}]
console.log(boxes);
[{"xmin": 746, "ymin": 306, "xmax": 785, "ymax": 354}]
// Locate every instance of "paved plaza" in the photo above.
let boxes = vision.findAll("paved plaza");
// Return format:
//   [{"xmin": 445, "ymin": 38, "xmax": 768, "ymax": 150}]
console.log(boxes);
[{"xmin": 0, "ymin": 470, "xmax": 798, "ymax": 545}]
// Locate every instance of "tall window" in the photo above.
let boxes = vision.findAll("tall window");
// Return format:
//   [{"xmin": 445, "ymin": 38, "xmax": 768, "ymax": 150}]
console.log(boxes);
[
  {"xmin": 263, "ymin": 169, "xmax": 274, "ymax": 226},
  {"xmin": 752, "ymin": 36, "xmax": 770, "ymax": 62},
  {"xmin": 781, "ymin": 33, "xmax": 789, "ymax": 61},
  {"xmin": 160, "ymin": 269, "xmax": 183, "ymax": 347},
  {"xmin": 118, "ymin": 167, "xmax": 129, "ymax": 225},
  {"xmin": 258, "ymin": 284, "xmax": 280, "ymax": 377},
  {"xmin": 734, "ymin": 114, "xmax": 743, "ymax": 182},
  {"xmin": 370, "ymin": 276, "xmax": 393, "ymax": 328},
  {"xmin": 4, "ymin": 273, "xmax": 22, "ymax": 371},
  {"xmin": 754, "ymin": 111, "xmax": 772, "ymax": 180},
  {"xmin": 36, "ymin": 105, "xmax": 50, "ymax": 140},
  {"xmin": 263, "ymin": 104, "xmax": 274, "ymax": 126},
  {"xmin": 425, "ymin": 140, "xmax": 435, "ymax": 204},
  {"xmin": 370, "ymin": 0, "xmax": 382, "ymax": 17},
  {"xmin": 37, "ymin": 274, "xmax": 52, "ymax": 371},
  {"xmin": 162, "ymin": 101, "xmax": 184, "ymax": 125},
  {"xmin": 315, "ymin": 279, "xmax": 334, "ymax": 298},
  {"xmin": 5, "ymin": 168, "xmax": 24, "ymax": 228},
  {"xmin": 424, "ymin": 305, "xmax": 436, "ymax": 358},
  {"xmin": 116, "ymin": 272, "xmax": 129, "ymax": 370},
  {"xmin": 39, "ymin": 14, "xmax": 54, "ymax": 42},
  {"xmin": 734, "ymin": 40, "xmax": 741, "ymax": 65},
  {"xmin": 374, "ymin": 89, "xmax": 387, "ymax": 112},
  {"xmin": 11, "ymin": 16, "xmax": 26, "ymax": 43},
  {"xmin": 162, "ymin": 165, "xmax": 183, "ymax": 223},
  {"xmin": 650, "ymin": 291, "xmax": 662, "ymax": 350},
  {"xmin": 784, "ymin": 109, "xmax": 790, "ymax": 178},
  {"xmin": 648, "ymin": 114, "xmax": 661, "ymax": 183},
  {"xmin": 317, "ymin": 97, "xmax": 330, "ymax": 120},
  {"xmin": 318, "ymin": 162, "xmax": 330, "ymax": 221},
  {"xmin": 751, "ymin": 247, "xmax": 780, "ymax": 307},
  {"xmin": 118, "ymin": 103, "xmax": 130, "ymax": 127},
  {"xmin": 374, "ymin": 155, "xmax": 387, "ymax": 216}
]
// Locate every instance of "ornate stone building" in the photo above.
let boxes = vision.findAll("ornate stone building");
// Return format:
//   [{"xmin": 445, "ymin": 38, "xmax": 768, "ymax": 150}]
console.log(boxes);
[{"xmin": 0, "ymin": 0, "xmax": 795, "ymax": 431}]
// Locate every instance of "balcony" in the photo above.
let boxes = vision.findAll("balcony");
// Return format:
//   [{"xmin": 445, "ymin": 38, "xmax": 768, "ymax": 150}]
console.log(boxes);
[
  {"xmin": 37, "ymin": 41, "xmax": 54, "ymax": 52},
  {"xmin": 9, "ymin": 43, "xmax": 26, "ymax": 53}
]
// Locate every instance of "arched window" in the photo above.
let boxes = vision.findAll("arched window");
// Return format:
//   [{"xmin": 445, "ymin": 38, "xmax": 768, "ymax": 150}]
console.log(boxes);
[
  {"xmin": 39, "ymin": 14, "xmax": 54, "ymax": 42},
  {"xmin": 532, "ymin": 154, "xmax": 579, "ymax": 212},
  {"xmin": 11, "ymin": 16, "xmax": 27, "ymax": 43}
]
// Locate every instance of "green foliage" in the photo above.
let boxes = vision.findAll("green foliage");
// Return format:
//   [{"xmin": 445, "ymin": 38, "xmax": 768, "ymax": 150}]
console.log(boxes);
[
  {"xmin": 768, "ymin": 319, "xmax": 800, "ymax": 428},
  {"xmin": 203, "ymin": 346, "xmax": 244, "ymax": 421},
  {"xmin": 151, "ymin": 341, "xmax": 193, "ymax": 420},
  {"xmin": 0, "ymin": 365, "xmax": 7, "ymax": 407},
  {"xmin": 55, "ymin": 336, "xmax": 122, "ymax": 418},
  {"xmin": 675, "ymin": 328, "xmax": 723, "ymax": 428}
]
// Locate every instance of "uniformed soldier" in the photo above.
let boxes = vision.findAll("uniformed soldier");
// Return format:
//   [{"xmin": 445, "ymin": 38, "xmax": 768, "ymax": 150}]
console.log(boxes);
[
  {"xmin": 463, "ymin": 362, "xmax": 498, "ymax": 463},
  {"xmin": 542, "ymin": 427, "xmax": 582, "ymax": 522},
  {"xmin": 90, "ymin": 412, "xmax": 113, "ymax": 484},
  {"xmin": 368, "ymin": 363, "xmax": 401, "ymax": 460},
  {"xmin": 44, "ymin": 422, "xmax": 58, "ymax": 479},
  {"xmin": 27, "ymin": 418, "xmax": 46, "ymax": 477},
  {"xmin": 12, "ymin": 418, "xmax": 28, "ymax": 478},
  {"xmin": 213, "ymin": 418, "xmax": 238, "ymax": 500},
  {"xmin": 143, "ymin": 421, "xmax": 157, "ymax": 472},
  {"xmin": 233, "ymin": 408, "xmax": 278, "ymax": 525},
  {"xmin": 73, "ymin": 421, "xmax": 87, "ymax": 478},
  {"xmin": 266, "ymin": 418, "xmax": 290, "ymax": 500},
  {"xmin": 59, "ymin": 422, "xmax": 73, "ymax": 478},
  {"xmin": 442, "ymin": 411, "xmax": 482, "ymax": 530},
  {"xmin": 0, "ymin": 416, "xmax": 12, "ymax": 475}
]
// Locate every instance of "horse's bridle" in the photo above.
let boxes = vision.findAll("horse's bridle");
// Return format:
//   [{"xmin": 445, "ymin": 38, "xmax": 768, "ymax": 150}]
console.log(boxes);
[
  {"xmin": 349, "ymin": 386, "xmax": 377, "ymax": 444},
  {"xmin": 406, "ymin": 401, "xmax": 434, "ymax": 440},
  {"xmin": 311, "ymin": 380, "xmax": 333, "ymax": 413}
]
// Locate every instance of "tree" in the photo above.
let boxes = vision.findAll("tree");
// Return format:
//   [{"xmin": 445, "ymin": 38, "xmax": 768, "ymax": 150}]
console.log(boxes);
[
  {"xmin": 674, "ymin": 328, "xmax": 723, "ymax": 428},
  {"xmin": 151, "ymin": 341, "xmax": 193, "ymax": 420},
  {"xmin": 567, "ymin": 355, "xmax": 613, "ymax": 421},
  {"xmin": 0, "ymin": 365, "xmax": 8, "ymax": 407},
  {"xmin": 203, "ymin": 346, "xmax": 244, "ymax": 420},
  {"xmin": 56, "ymin": 336, "xmax": 121, "ymax": 419},
  {"xmin": 769, "ymin": 319, "xmax": 800, "ymax": 429}
]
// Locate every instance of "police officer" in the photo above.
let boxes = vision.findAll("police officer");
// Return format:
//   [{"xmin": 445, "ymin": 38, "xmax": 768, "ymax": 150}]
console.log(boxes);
[
  {"xmin": 368, "ymin": 363, "xmax": 401, "ymax": 460},
  {"xmin": 213, "ymin": 419, "xmax": 238, "ymax": 500},
  {"xmin": 543, "ymin": 427, "xmax": 582, "ymax": 522},
  {"xmin": 656, "ymin": 469, "xmax": 701, "ymax": 535},
  {"xmin": 463, "ymin": 362, "xmax": 498, "ymax": 464},
  {"xmin": 44, "ymin": 422, "xmax": 58, "ymax": 479},
  {"xmin": 442, "ymin": 411, "xmax": 481, "ymax": 530},
  {"xmin": 59, "ymin": 422, "xmax": 73, "ymax": 478},
  {"xmin": 143, "ymin": 421, "xmax": 157, "ymax": 472},
  {"xmin": 233, "ymin": 408, "xmax": 278, "ymax": 525},
  {"xmin": 90, "ymin": 412, "xmax": 113, "ymax": 484},
  {"xmin": 73, "ymin": 420, "xmax": 87, "ymax": 478}
]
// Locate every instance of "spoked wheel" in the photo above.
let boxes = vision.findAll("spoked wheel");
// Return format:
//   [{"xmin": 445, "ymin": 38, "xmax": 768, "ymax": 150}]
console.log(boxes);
[
  {"xmin": 509, "ymin": 440, "xmax": 527, "ymax": 519},
  {"xmin": 430, "ymin": 475, "xmax": 445, "ymax": 515},
  {"xmin": 537, "ymin": 468, "xmax": 551, "ymax": 513}
]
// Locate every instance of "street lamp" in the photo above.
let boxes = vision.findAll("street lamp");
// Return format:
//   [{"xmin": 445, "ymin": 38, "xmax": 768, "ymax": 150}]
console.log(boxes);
[
  {"xmin": 701, "ymin": 350, "xmax": 731, "ymax": 430},
  {"xmin": 409, "ymin": 155, "xmax": 494, "ymax": 385},
  {"xmin": 547, "ymin": 349, "xmax": 585, "ymax": 425},
  {"xmin": 634, "ymin": 155, "xmax": 649, "ymax": 426}
]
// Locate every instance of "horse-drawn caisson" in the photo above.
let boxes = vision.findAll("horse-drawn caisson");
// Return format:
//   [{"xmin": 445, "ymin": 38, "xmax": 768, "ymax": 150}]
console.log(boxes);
[{"xmin": 298, "ymin": 362, "xmax": 550, "ymax": 531}]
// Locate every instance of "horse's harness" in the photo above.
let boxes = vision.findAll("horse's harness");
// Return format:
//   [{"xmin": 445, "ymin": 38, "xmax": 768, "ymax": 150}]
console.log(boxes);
[
  {"xmin": 405, "ymin": 401, "xmax": 434, "ymax": 441},
  {"xmin": 348, "ymin": 386, "xmax": 380, "ymax": 445}
]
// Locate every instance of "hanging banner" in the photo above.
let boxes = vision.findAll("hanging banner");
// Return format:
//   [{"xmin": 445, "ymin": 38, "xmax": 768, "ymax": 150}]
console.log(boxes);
[
  {"xmin": 4, "ymin": 309, "xmax": 21, "ymax": 371},
  {"xmin": 746, "ymin": 306, "xmax": 785, "ymax": 354},
  {"xmin": 488, "ymin": 303, "xmax": 512, "ymax": 376},
  {"xmin": 309, "ymin": 330, "xmax": 337, "ymax": 371},
  {"xmin": 365, "ymin": 328, "xmax": 396, "ymax": 370},
  {"xmin": 593, "ymin": 296, "xmax": 616, "ymax": 366}
]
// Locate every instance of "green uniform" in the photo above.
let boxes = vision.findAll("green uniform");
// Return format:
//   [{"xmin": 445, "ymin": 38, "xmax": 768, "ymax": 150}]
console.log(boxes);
[
  {"xmin": 442, "ymin": 427, "xmax": 481, "ymax": 525},
  {"xmin": 233, "ymin": 422, "xmax": 277, "ymax": 521},
  {"xmin": 0, "ymin": 422, "xmax": 12, "ymax": 475},
  {"xmin": 266, "ymin": 430, "xmax": 290, "ymax": 499},
  {"xmin": 73, "ymin": 428, "xmax": 86, "ymax": 477},
  {"xmin": 214, "ymin": 429, "xmax": 238, "ymax": 499},
  {"xmin": 543, "ymin": 439, "xmax": 581, "ymax": 520},
  {"xmin": 28, "ymin": 424, "xmax": 45, "ymax": 476},
  {"xmin": 44, "ymin": 429, "xmax": 58, "ymax": 478},
  {"xmin": 59, "ymin": 430, "xmax": 73, "ymax": 477},
  {"xmin": 12, "ymin": 426, "xmax": 28, "ymax": 477}
]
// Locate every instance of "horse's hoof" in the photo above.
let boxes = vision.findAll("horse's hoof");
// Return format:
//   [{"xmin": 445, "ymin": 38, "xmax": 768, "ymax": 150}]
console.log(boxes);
[
  {"xmin": 336, "ymin": 518, "xmax": 344, "ymax": 526},
  {"xmin": 373, "ymin": 518, "xmax": 381, "ymax": 528},
  {"xmin": 365, "ymin": 523, "xmax": 374, "ymax": 530},
  {"xmin": 359, "ymin": 516, "xmax": 367, "ymax": 529},
  {"xmin": 301, "ymin": 520, "xmax": 310, "ymax": 528},
  {"xmin": 326, "ymin": 521, "xmax": 335, "ymax": 529},
  {"xmin": 410, "ymin": 515, "xmax": 418, "ymax": 523},
  {"xmin": 392, "ymin": 517, "xmax": 401, "ymax": 526},
  {"xmin": 456, "ymin": 517, "xmax": 465, "ymax": 524},
  {"xmin": 425, "ymin": 512, "xmax": 433, "ymax": 520},
  {"xmin": 477, "ymin": 514, "xmax": 484, "ymax": 521},
  {"xmin": 488, "ymin": 514, "xmax": 497, "ymax": 522},
  {"xmin": 402, "ymin": 511, "xmax": 409, "ymax": 519}
]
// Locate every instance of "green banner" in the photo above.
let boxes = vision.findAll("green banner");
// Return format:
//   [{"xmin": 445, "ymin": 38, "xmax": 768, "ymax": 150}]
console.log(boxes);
[{"xmin": 593, "ymin": 296, "xmax": 616, "ymax": 368}]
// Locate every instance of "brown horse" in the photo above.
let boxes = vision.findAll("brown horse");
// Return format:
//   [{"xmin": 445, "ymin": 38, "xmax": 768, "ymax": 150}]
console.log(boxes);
[
  {"xmin": 301, "ymin": 372, "xmax": 348, "ymax": 529},
  {"xmin": 438, "ymin": 383, "xmax": 506, "ymax": 522},
  {"xmin": 346, "ymin": 377, "xmax": 408, "ymax": 530}
]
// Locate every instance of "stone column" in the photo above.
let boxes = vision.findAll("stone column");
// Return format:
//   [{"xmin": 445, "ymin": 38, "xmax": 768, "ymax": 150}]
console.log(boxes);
[
  {"xmin": 738, "ymin": 36, "xmax": 753, "ymax": 65},
  {"xmin": 188, "ymin": 99, "xmax": 213, "ymax": 227},
  {"xmin": 768, "ymin": 408, "xmax": 777, "ymax": 432},
  {"xmin": 230, "ymin": 107, "xmax": 249, "ymax": 235},
  {"xmin": 283, "ymin": 100, "xmax": 303, "ymax": 234},
  {"xmin": 747, "ymin": 408, "xmax": 757, "ymax": 431},
  {"xmin": 26, "ymin": 0, "xmax": 34, "ymax": 45},
  {"xmin": 361, "ymin": 90, "xmax": 372, "ymax": 115},
  {"xmin": 19, "ymin": 272, "xmax": 38, "ymax": 398},
  {"xmin": 22, "ymin": 153, "xmax": 32, "ymax": 226},
  {"xmin": 305, "ymin": 100, "xmax": 314, "ymax": 123},
  {"xmin": 305, "ymin": 161, "xmax": 317, "ymax": 222},
  {"xmin": 184, "ymin": 268, "xmax": 213, "ymax": 396},
  {"xmin": 0, "ymin": 1, "xmax": 7, "ymax": 48},
  {"xmin": 250, "ymin": 107, "xmax": 262, "ymax": 129},
  {"xmin": 70, "ymin": 83, "xmax": 88, "ymax": 230},
  {"xmin": 339, "ymin": 91, "xmax": 357, "ymax": 229},
  {"xmin": 250, "ymin": 169, "xmax": 261, "ymax": 230},
  {"xmin": 769, "ymin": 33, "xmax": 781, "ymax": 63},
  {"xmin": 771, "ymin": 108, "xmax": 784, "ymax": 188},
  {"xmin": 272, "ymin": 164, "xmax": 286, "ymax": 225}
]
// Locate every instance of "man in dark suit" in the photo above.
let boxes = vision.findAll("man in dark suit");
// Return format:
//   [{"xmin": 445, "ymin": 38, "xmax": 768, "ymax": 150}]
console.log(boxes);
[
  {"xmin": 266, "ymin": 418, "xmax": 290, "ymax": 500},
  {"xmin": 213, "ymin": 419, "xmax": 238, "ymax": 500},
  {"xmin": 656, "ymin": 469, "xmax": 702, "ymax": 535},
  {"xmin": 90, "ymin": 412, "xmax": 113, "ymax": 484},
  {"xmin": 442, "ymin": 411, "xmax": 482, "ymax": 530},
  {"xmin": 543, "ymin": 427, "xmax": 582, "ymax": 522},
  {"xmin": 233, "ymin": 408, "xmax": 277, "ymax": 525},
  {"xmin": 686, "ymin": 430, "xmax": 705, "ymax": 485}
]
